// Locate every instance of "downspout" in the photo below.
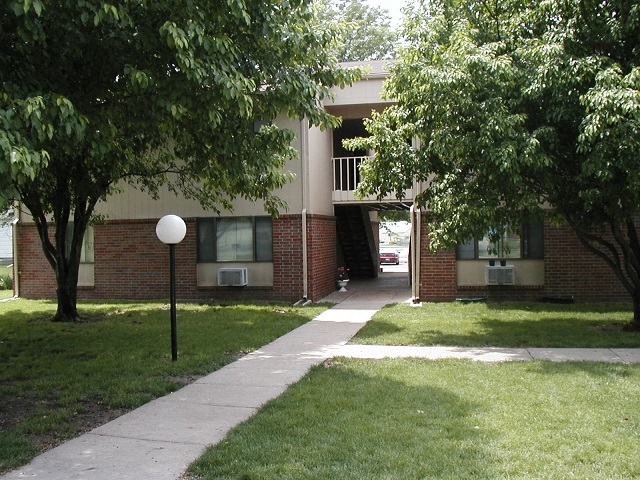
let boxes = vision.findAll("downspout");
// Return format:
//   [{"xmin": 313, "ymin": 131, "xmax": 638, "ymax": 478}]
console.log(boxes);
[
  {"xmin": 410, "ymin": 138, "xmax": 422, "ymax": 304},
  {"xmin": 411, "ymin": 204, "xmax": 421, "ymax": 304},
  {"xmin": 300, "ymin": 119, "xmax": 310, "ymax": 302},
  {"xmin": 12, "ymin": 208, "xmax": 19, "ymax": 298},
  {"xmin": 302, "ymin": 208, "xmax": 308, "ymax": 301}
]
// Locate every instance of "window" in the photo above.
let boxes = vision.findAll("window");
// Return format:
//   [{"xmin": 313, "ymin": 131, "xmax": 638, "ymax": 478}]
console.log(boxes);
[
  {"xmin": 65, "ymin": 224, "xmax": 94, "ymax": 263},
  {"xmin": 456, "ymin": 219, "xmax": 543, "ymax": 260},
  {"xmin": 197, "ymin": 217, "xmax": 273, "ymax": 263}
]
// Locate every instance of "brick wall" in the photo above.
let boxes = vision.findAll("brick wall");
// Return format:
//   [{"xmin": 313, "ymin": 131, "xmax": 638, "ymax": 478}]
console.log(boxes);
[
  {"xmin": 544, "ymin": 220, "xmax": 629, "ymax": 302},
  {"xmin": 417, "ymin": 215, "xmax": 632, "ymax": 303},
  {"xmin": 16, "ymin": 223, "xmax": 57, "ymax": 298},
  {"xmin": 419, "ymin": 229, "xmax": 458, "ymax": 301},
  {"xmin": 17, "ymin": 214, "xmax": 339, "ymax": 304},
  {"xmin": 272, "ymin": 214, "xmax": 305, "ymax": 302},
  {"xmin": 306, "ymin": 214, "xmax": 337, "ymax": 301},
  {"xmin": 19, "ymin": 213, "xmax": 632, "ymax": 305}
]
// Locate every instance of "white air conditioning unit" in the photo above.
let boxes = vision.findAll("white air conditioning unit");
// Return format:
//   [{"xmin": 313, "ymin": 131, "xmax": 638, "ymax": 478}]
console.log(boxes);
[
  {"xmin": 485, "ymin": 266, "xmax": 515, "ymax": 285},
  {"xmin": 217, "ymin": 268, "xmax": 248, "ymax": 286}
]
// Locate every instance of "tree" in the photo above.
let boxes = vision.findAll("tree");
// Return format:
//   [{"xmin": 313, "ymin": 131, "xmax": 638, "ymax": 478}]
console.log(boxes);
[
  {"xmin": 1, "ymin": 0, "xmax": 360, "ymax": 321},
  {"xmin": 347, "ymin": 0, "xmax": 640, "ymax": 329},
  {"xmin": 316, "ymin": 0, "xmax": 399, "ymax": 61}
]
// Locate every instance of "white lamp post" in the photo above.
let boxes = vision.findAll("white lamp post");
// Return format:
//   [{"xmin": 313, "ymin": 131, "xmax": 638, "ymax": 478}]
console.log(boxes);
[{"xmin": 156, "ymin": 215, "xmax": 186, "ymax": 361}]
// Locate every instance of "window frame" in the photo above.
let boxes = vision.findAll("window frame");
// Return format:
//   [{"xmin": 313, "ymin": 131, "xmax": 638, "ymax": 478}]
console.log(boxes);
[
  {"xmin": 197, "ymin": 216, "xmax": 273, "ymax": 263},
  {"xmin": 65, "ymin": 224, "xmax": 94, "ymax": 264},
  {"xmin": 456, "ymin": 219, "xmax": 544, "ymax": 260}
]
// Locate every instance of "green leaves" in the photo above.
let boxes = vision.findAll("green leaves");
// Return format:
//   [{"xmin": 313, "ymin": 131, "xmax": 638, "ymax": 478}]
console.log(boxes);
[
  {"xmin": 316, "ymin": 0, "xmax": 399, "ymax": 62},
  {"xmin": 2, "ymin": 0, "xmax": 359, "ymax": 312},
  {"xmin": 356, "ymin": 0, "xmax": 640, "ymax": 254},
  {"xmin": 9, "ymin": 0, "xmax": 43, "ymax": 17}
]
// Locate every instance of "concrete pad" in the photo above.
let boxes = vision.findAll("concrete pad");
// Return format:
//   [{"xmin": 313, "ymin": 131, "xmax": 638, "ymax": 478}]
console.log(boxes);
[
  {"xmin": 0, "ymin": 434, "xmax": 204, "ymax": 480},
  {"xmin": 313, "ymin": 309, "xmax": 378, "ymax": 323},
  {"xmin": 527, "ymin": 348, "xmax": 624, "ymax": 362},
  {"xmin": 92, "ymin": 399, "xmax": 255, "ymax": 445},
  {"xmin": 427, "ymin": 347, "xmax": 532, "ymax": 362},
  {"xmin": 161, "ymin": 382, "xmax": 289, "ymax": 409},
  {"xmin": 336, "ymin": 345, "xmax": 532, "ymax": 362},
  {"xmin": 206, "ymin": 356, "xmax": 319, "ymax": 387},
  {"xmin": 610, "ymin": 349, "xmax": 640, "ymax": 363}
]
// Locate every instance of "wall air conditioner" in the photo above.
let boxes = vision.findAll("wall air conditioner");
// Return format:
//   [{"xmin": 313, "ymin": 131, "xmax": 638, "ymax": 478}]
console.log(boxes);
[
  {"xmin": 485, "ymin": 266, "xmax": 515, "ymax": 285},
  {"xmin": 217, "ymin": 268, "xmax": 248, "ymax": 287}
]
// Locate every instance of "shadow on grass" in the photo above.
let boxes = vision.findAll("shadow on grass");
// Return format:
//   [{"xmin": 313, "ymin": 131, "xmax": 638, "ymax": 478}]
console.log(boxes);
[
  {"xmin": 189, "ymin": 359, "xmax": 496, "ymax": 479},
  {"xmin": 354, "ymin": 302, "xmax": 639, "ymax": 348},
  {"xmin": 0, "ymin": 301, "xmax": 322, "ymax": 473},
  {"xmin": 357, "ymin": 316, "xmax": 640, "ymax": 348},
  {"xmin": 483, "ymin": 301, "xmax": 633, "ymax": 314}
]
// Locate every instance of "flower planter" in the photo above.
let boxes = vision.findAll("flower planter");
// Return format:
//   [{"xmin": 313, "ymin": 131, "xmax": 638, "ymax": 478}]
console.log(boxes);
[{"xmin": 337, "ymin": 279, "xmax": 349, "ymax": 292}]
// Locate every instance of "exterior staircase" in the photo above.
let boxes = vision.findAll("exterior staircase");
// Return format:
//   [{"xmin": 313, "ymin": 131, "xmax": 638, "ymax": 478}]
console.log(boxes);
[{"xmin": 335, "ymin": 205, "xmax": 377, "ymax": 278}]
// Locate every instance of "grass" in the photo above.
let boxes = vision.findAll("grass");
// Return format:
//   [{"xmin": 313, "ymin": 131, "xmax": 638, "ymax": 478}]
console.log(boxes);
[
  {"xmin": 0, "ymin": 290, "xmax": 14, "ymax": 300},
  {"xmin": 187, "ymin": 358, "xmax": 640, "ymax": 480},
  {"xmin": 0, "ymin": 299, "xmax": 328, "ymax": 473},
  {"xmin": 351, "ymin": 301, "xmax": 640, "ymax": 348},
  {"xmin": 184, "ymin": 302, "xmax": 640, "ymax": 479},
  {"xmin": 4, "ymin": 298, "xmax": 640, "ymax": 478}
]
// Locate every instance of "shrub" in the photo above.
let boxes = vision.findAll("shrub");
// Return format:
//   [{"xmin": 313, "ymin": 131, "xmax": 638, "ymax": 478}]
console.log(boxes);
[{"xmin": 0, "ymin": 273, "xmax": 13, "ymax": 290}]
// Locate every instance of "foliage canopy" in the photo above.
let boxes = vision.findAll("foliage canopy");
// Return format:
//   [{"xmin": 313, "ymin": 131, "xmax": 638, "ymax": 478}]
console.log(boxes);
[
  {"xmin": 347, "ymin": 0, "xmax": 640, "ymax": 327},
  {"xmin": 1, "ymin": 0, "xmax": 360, "ymax": 320},
  {"xmin": 316, "ymin": 0, "xmax": 399, "ymax": 62}
]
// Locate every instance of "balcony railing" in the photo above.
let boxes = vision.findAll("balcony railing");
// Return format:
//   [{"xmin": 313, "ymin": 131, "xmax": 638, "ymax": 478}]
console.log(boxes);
[
  {"xmin": 332, "ymin": 156, "xmax": 414, "ymax": 204},
  {"xmin": 333, "ymin": 156, "xmax": 370, "ymax": 192}
]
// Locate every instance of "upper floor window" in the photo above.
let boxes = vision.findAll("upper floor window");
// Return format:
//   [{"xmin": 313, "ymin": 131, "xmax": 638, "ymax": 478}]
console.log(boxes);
[
  {"xmin": 456, "ymin": 219, "xmax": 544, "ymax": 260},
  {"xmin": 197, "ymin": 217, "xmax": 273, "ymax": 263}
]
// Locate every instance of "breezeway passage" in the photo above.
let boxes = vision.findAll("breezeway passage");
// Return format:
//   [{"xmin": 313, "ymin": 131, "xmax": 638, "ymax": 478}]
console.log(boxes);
[{"xmin": 3, "ymin": 275, "xmax": 638, "ymax": 480}]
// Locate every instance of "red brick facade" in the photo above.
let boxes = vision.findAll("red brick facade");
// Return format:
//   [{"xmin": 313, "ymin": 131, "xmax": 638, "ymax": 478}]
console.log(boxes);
[
  {"xmin": 16, "ymin": 213, "xmax": 338, "ymax": 304},
  {"xmin": 418, "ymin": 215, "xmax": 631, "ymax": 303},
  {"xmin": 305, "ymin": 214, "xmax": 338, "ymax": 301},
  {"xmin": 16, "ymin": 212, "xmax": 632, "ymax": 305}
]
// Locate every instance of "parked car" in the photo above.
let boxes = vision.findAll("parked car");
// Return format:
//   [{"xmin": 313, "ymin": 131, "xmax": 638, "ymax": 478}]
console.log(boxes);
[{"xmin": 379, "ymin": 251, "xmax": 400, "ymax": 265}]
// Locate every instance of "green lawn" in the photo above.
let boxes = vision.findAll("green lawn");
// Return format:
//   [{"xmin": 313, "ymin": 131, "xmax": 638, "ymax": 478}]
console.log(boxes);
[
  {"xmin": 352, "ymin": 301, "xmax": 640, "ymax": 348},
  {"xmin": 0, "ymin": 290, "xmax": 14, "ymax": 300},
  {"xmin": 0, "ymin": 299, "xmax": 328, "ymax": 473},
  {"xmin": 185, "ymin": 302, "xmax": 640, "ymax": 479},
  {"xmin": 187, "ymin": 358, "xmax": 640, "ymax": 480},
  {"xmin": 4, "ymin": 298, "xmax": 640, "ymax": 478}
]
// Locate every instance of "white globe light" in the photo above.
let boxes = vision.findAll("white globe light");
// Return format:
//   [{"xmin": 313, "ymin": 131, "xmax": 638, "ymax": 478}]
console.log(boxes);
[{"xmin": 156, "ymin": 215, "xmax": 187, "ymax": 245}]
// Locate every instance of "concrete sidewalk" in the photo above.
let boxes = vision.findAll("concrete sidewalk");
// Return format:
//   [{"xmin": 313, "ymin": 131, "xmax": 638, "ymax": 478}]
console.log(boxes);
[
  {"xmin": 3, "ymin": 277, "xmax": 639, "ymax": 479},
  {"xmin": 0, "ymin": 284, "xmax": 406, "ymax": 480}
]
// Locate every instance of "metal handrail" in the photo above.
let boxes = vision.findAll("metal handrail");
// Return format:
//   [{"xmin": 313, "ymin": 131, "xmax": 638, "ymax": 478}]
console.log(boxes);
[{"xmin": 332, "ymin": 156, "xmax": 372, "ymax": 191}]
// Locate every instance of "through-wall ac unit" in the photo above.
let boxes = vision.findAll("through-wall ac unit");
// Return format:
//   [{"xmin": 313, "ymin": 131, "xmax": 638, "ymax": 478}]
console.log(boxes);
[
  {"xmin": 485, "ymin": 266, "xmax": 515, "ymax": 285},
  {"xmin": 217, "ymin": 268, "xmax": 248, "ymax": 286}
]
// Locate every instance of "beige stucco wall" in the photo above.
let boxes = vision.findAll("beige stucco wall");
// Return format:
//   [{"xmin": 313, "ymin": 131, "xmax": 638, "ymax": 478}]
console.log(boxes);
[
  {"xmin": 306, "ymin": 124, "xmax": 335, "ymax": 216},
  {"xmin": 197, "ymin": 262, "xmax": 273, "ymax": 287},
  {"xmin": 457, "ymin": 259, "xmax": 545, "ymax": 286},
  {"xmin": 20, "ymin": 61, "xmax": 392, "ymax": 223},
  {"xmin": 93, "ymin": 116, "xmax": 305, "ymax": 220}
]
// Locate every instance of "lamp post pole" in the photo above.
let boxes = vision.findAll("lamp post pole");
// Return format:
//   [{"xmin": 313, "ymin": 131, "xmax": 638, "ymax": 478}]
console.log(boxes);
[
  {"xmin": 156, "ymin": 215, "xmax": 187, "ymax": 361},
  {"xmin": 169, "ymin": 243, "xmax": 177, "ymax": 361}
]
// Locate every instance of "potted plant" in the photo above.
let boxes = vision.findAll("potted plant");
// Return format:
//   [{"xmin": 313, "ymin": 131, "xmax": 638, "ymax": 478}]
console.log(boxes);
[
  {"xmin": 486, "ymin": 230, "xmax": 510, "ymax": 266},
  {"xmin": 337, "ymin": 266, "xmax": 350, "ymax": 291}
]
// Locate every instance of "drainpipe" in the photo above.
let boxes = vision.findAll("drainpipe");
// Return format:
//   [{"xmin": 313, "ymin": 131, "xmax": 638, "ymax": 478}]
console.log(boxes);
[
  {"xmin": 301, "ymin": 208, "xmax": 308, "ymax": 300},
  {"xmin": 300, "ymin": 119, "xmax": 310, "ymax": 301},
  {"xmin": 12, "ymin": 211, "xmax": 19, "ymax": 298},
  {"xmin": 411, "ymin": 204, "xmax": 421, "ymax": 303}
]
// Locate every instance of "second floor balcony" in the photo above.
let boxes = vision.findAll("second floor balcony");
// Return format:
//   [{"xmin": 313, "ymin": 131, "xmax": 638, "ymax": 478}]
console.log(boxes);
[{"xmin": 332, "ymin": 156, "xmax": 414, "ymax": 205}]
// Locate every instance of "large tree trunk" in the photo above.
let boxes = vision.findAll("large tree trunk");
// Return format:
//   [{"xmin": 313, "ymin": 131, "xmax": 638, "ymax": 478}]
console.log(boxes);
[
  {"xmin": 55, "ymin": 277, "xmax": 79, "ymax": 322},
  {"xmin": 626, "ymin": 295, "xmax": 640, "ymax": 332},
  {"xmin": 20, "ymin": 190, "xmax": 91, "ymax": 323},
  {"xmin": 53, "ymin": 260, "xmax": 81, "ymax": 322}
]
